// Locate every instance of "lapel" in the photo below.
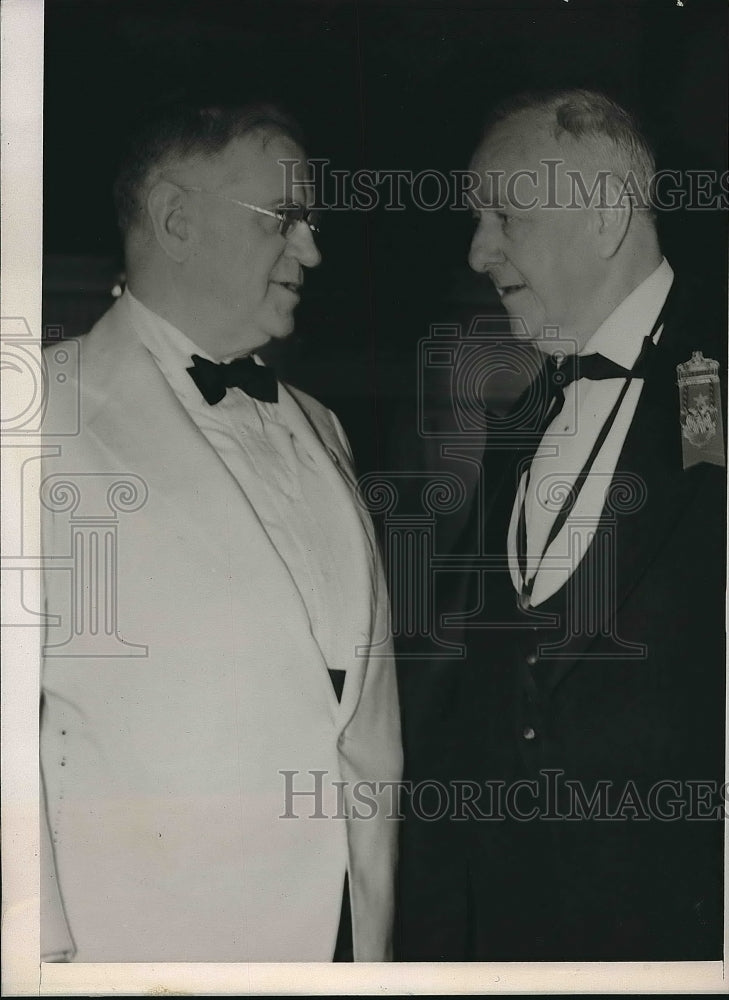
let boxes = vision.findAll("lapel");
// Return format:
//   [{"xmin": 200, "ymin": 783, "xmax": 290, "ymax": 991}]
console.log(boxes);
[
  {"xmin": 536, "ymin": 277, "xmax": 724, "ymax": 691},
  {"xmin": 276, "ymin": 382, "xmax": 380, "ymax": 725},
  {"xmin": 78, "ymin": 299, "xmax": 361, "ymax": 723},
  {"xmin": 282, "ymin": 383, "xmax": 379, "ymax": 552}
]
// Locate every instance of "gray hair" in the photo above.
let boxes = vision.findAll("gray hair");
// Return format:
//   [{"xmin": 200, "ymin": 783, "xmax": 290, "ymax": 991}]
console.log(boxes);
[
  {"xmin": 113, "ymin": 100, "xmax": 304, "ymax": 235},
  {"xmin": 485, "ymin": 88, "xmax": 656, "ymax": 210}
]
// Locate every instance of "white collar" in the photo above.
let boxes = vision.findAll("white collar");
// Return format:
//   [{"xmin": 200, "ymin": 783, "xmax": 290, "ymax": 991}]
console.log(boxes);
[
  {"xmin": 124, "ymin": 289, "xmax": 265, "ymax": 369},
  {"xmin": 124, "ymin": 288, "xmax": 215, "ymax": 370},
  {"xmin": 584, "ymin": 257, "xmax": 674, "ymax": 368}
]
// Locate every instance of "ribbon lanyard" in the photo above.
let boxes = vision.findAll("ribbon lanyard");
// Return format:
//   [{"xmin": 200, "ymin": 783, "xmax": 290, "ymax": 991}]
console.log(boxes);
[
  {"xmin": 516, "ymin": 375, "xmax": 633, "ymax": 610},
  {"xmin": 514, "ymin": 303, "xmax": 667, "ymax": 611}
]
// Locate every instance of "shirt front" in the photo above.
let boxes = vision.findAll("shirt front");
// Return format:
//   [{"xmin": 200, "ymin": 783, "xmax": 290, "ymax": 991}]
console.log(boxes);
[
  {"xmin": 125, "ymin": 288, "xmax": 372, "ymax": 683},
  {"xmin": 507, "ymin": 258, "xmax": 674, "ymax": 607}
]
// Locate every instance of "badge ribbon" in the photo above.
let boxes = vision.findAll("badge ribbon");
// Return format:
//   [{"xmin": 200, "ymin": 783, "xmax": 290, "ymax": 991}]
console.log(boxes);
[{"xmin": 676, "ymin": 351, "xmax": 725, "ymax": 469}]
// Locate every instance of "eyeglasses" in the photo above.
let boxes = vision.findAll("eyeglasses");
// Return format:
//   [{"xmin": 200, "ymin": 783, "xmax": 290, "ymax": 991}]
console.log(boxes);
[{"xmin": 183, "ymin": 186, "xmax": 320, "ymax": 237}]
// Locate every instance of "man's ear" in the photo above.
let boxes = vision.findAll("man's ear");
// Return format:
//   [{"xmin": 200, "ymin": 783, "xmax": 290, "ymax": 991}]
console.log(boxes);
[
  {"xmin": 594, "ymin": 173, "xmax": 632, "ymax": 259},
  {"xmin": 146, "ymin": 181, "xmax": 191, "ymax": 262}
]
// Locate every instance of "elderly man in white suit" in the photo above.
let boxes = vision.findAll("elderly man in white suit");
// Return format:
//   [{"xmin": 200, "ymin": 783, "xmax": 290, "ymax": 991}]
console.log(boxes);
[{"xmin": 40, "ymin": 102, "xmax": 402, "ymax": 963}]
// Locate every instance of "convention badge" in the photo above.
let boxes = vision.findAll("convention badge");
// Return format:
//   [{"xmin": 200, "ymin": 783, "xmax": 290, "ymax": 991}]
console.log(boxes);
[{"xmin": 676, "ymin": 352, "xmax": 725, "ymax": 469}]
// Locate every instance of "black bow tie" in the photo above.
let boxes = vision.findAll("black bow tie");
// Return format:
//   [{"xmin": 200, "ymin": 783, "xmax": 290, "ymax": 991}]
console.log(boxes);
[
  {"xmin": 542, "ymin": 337, "xmax": 656, "ymax": 422},
  {"xmin": 187, "ymin": 353, "xmax": 278, "ymax": 405},
  {"xmin": 547, "ymin": 350, "xmax": 633, "ymax": 390}
]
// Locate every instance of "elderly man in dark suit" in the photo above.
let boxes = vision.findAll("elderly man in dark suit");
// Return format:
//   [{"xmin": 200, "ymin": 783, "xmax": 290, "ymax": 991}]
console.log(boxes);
[{"xmin": 399, "ymin": 88, "xmax": 725, "ymax": 961}]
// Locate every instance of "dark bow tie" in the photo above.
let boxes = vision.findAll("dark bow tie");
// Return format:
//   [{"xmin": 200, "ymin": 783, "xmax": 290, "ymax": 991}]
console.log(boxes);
[
  {"xmin": 187, "ymin": 353, "xmax": 278, "ymax": 405},
  {"xmin": 542, "ymin": 337, "xmax": 656, "ymax": 422}
]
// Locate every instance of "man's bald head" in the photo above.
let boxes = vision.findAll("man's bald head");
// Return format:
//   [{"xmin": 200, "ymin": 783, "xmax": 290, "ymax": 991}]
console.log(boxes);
[{"xmin": 480, "ymin": 88, "xmax": 656, "ymax": 213}]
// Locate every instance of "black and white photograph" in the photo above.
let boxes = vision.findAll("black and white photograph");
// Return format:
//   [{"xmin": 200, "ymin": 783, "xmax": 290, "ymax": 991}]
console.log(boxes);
[{"xmin": 2, "ymin": 0, "xmax": 727, "ymax": 993}]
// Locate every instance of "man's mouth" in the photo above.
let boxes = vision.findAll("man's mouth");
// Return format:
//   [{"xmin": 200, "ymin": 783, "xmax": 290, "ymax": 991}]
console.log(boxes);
[
  {"xmin": 496, "ymin": 283, "xmax": 527, "ymax": 298},
  {"xmin": 273, "ymin": 280, "xmax": 302, "ymax": 295}
]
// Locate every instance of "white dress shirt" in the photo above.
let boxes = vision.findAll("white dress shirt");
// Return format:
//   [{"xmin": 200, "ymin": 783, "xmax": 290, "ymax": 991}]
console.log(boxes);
[
  {"xmin": 126, "ymin": 289, "xmax": 367, "ymax": 679},
  {"xmin": 507, "ymin": 258, "xmax": 674, "ymax": 607}
]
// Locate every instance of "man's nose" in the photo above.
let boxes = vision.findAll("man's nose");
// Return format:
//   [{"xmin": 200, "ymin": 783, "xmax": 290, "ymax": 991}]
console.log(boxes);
[
  {"xmin": 468, "ymin": 216, "xmax": 504, "ymax": 273},
  {"xmin": 286, "ymin": 221, "xmax": 322, "ymax": 268}
]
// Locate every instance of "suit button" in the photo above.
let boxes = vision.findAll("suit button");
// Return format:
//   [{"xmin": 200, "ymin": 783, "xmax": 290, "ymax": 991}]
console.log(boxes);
[
  {"xmin": 523, "ymin": 726, "xmax": 536, "ymax": 741},
  {"xmin": 525, "ymin": 651, "xmax": 538, "ymax": 666}
]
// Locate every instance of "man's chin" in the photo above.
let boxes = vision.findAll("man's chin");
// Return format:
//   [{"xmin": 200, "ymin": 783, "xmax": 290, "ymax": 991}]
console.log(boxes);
[
  {"xmin": 268, "ymin": 317, "xmax": 296, "ymax": 340},
  {"xmin": 507, "ymin": 315, "xmax": 579, "ymax": 357},
  {"xmin": 507, "ymin": 313, "xmax": 540, "ymax": 343},
  {"xmin": 254, "ymin": 318, "xmax": 296, "ymax": 354},
  {"xmin": 255, "ymin": 321, "xmax": 295, "ymax": 364},
  {"xmin": 258, "ymin": 301, "xmax": 295, "ymax": 336}
]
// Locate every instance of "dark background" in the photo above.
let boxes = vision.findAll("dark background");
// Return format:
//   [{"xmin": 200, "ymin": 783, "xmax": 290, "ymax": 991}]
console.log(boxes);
[{"xmin": 44, "ymin": 0, "xmax": 728, "ymax": 475}]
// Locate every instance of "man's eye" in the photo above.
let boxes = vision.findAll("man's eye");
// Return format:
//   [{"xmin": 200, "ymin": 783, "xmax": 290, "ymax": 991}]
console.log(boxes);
[
  {"xmin": 470, "ymin": 209, "xmax": 514, "ymax": 228},
  {"xmin": 276, "ymin": 205, "xmax": 305, "ymax": 228},
  {"xmin": 497, "ymin": 211, "xmax": 518, "ymax": 230}
]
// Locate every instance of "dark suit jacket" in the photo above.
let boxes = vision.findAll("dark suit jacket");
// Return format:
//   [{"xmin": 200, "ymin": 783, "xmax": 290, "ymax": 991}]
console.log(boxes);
[{"xmin": 397, "ymin": 275, "xmax": 726, "ymax": 961}]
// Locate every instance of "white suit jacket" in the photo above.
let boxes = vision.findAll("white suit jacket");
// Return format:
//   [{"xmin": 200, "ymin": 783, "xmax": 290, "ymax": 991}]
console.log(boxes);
[{"xmin": 40, "ymin": 296, "xmax": 402, "ymax": 962}]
